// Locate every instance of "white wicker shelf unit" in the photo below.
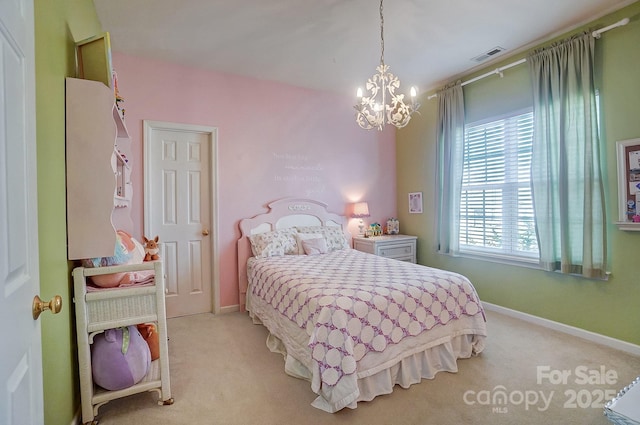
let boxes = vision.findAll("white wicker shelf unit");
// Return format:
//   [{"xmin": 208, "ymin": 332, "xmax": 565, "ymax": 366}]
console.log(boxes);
[{"xmin": 73, "ymin": 261, "xmax": 173, "ymax": 425}]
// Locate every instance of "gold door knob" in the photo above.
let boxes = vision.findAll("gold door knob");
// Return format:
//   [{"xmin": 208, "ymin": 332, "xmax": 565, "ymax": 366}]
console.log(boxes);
[
  {"xmin": 32, "ymin": 295, "xmax": 62, "ymax": 320},
  {"xmin": 202, "ymin": 229, "xmax": 210, "ymax": 236}
]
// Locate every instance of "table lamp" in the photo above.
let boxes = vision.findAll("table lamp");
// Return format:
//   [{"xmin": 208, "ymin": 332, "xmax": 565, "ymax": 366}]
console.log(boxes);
[{"xmin": 351, "ymin": 202, "xmax": 370, "ymax": 235}]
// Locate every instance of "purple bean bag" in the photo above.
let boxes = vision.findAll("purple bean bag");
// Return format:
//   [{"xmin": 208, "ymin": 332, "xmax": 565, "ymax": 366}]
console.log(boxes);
[{"xmin": 91, "ymin": 325, "xmax": 151, "ymax": 391}]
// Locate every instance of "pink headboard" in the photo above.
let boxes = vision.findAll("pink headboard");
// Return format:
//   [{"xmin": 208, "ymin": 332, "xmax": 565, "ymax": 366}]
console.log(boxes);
[{"xmin": 237, "ymin": 198, "xmax": 349, "ymax": 311}]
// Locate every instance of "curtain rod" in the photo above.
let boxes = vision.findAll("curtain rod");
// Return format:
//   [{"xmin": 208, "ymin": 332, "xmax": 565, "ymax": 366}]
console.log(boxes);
[
  {"xmin": 427, "ymin": 17, "xmax": 630, "ymax": 100},
  {"xmin": 592, "ymin": 17, "xmax": 630, "ymax": 38}
]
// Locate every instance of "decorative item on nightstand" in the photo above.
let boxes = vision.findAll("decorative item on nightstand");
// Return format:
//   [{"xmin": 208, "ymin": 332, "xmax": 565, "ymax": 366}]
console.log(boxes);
[
  {"xmin": 386, "ymin": 218, "xmax": 399, "ymax": 234},
  {"xmin": 351, "ymin": 202, "xmax": 370, "ymax": 235}
]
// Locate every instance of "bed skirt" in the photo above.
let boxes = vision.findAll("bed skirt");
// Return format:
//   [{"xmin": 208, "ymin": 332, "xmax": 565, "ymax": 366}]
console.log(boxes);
[{"xmin": 248, "ymin": 295, "xmax": 486, "ymax": 413}]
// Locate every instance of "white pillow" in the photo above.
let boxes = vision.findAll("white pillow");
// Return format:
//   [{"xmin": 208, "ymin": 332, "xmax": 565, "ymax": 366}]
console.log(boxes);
[
  {"xmin": 295, "ymin": 226, "xmax": 348, "ymax": 252},
  {"xmin": 295, "ymin": 233, "xmax": 324, "ymax": 255},
  {"xmin": 302, "ymin": 237, "xmax": 328, "ymax": 255}
]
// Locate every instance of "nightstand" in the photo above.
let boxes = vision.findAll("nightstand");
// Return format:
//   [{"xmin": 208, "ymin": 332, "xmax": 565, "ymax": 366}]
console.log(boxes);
[{"xmin": 353, "ymin": 234, "xmax": 417, "ymax": 263}]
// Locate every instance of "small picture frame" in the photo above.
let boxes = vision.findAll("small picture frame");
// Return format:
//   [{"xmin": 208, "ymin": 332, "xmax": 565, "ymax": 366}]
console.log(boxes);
[{"xmin": 408, "ymin": 192, "xmax": 423, "ymax": 214}]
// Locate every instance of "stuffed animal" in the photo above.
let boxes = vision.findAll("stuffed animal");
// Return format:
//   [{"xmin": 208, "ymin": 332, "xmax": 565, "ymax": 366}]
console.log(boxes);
[
  {"xmin": 143, "ymin": 235, "xmax": 160, "ymax": 261},
  {"xmin": 91, "ymin": 325, "xmax": 151, "ymax": 391},
  {"xmin": 137, "ymin": 323, "xmax": 160, "ymax": 361}
]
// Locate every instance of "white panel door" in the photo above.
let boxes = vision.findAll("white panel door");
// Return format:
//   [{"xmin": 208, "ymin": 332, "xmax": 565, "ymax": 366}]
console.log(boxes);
[
  {"xmin": 145, "ymin": 122, "xmax": 218, "ymax": 318},
  {"xmin": 0, "ymin": 0, "xmax": 44, "ymax": 423}
]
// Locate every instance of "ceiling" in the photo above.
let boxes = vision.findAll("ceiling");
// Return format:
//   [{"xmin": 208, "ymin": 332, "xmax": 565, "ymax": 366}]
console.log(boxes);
[{"xmin": 93, "ymin": 0, "xmax": 635, "ymax": 96}]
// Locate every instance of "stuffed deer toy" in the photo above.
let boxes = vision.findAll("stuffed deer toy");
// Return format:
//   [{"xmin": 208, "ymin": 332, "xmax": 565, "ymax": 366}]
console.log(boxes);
[{"xmin": 142, "ymin": 236, "xmax": 160, "ymax": 261}]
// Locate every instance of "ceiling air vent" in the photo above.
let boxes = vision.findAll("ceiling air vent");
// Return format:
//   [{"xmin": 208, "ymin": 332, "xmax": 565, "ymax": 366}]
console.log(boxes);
[{"xmin": 471, "ymin": 46, "xmax": 506, "ymax": 63}]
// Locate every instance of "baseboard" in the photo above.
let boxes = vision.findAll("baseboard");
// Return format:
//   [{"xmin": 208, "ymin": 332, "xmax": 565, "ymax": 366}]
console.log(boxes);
[
  {"xmin": 219, "ymin": 304, "xmax": 240, "ymax": 314},
  {"xmin": 71, "ymin": 409, "xmax": 80, "ymax": 425},
  {"xmin": 482, "ymin": 301, "xmax": 640, "ymax": 356}
]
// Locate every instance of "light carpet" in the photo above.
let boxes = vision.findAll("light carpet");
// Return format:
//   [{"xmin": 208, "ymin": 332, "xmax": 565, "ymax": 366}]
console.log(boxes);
[{"xmin": 93, "ymin": 309, "xmax": 640, "ymax": 425}]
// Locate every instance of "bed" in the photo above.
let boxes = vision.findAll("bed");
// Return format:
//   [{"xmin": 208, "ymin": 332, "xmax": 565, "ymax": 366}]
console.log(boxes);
[{"xmin": 237, "ymin": 198, "xmax": 487, "ymax": 413}]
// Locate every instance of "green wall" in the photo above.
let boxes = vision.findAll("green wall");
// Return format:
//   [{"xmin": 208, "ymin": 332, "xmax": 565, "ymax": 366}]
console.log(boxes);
[
  {"xmin": 34, "ymin": 0, "xmax": 102, "ymax": 423},
  {"xmin": 397, "ymin": 3, "xmax": 640, "ymax": 345}
]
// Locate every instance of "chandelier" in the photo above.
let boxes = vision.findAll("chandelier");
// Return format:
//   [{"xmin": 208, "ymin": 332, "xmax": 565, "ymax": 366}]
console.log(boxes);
[{"xmin": 354, "ymin": 0, "xmax": 420, "ymax": 131}]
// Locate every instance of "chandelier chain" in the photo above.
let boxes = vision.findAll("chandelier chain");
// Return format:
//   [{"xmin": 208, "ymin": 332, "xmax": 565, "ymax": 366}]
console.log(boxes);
[{"xmin": 379, "ymin": 0, "xmax": 385, "ymax": 66}]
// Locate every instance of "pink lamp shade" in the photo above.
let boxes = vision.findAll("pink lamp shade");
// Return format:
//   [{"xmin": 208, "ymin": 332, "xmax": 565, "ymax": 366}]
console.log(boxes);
[{"xmin": 351, "ymin": 202, "xmax": 370, "ymax": 218}]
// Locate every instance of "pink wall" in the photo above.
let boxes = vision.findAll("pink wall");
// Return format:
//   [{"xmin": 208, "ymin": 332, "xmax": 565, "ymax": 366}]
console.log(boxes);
[{"xmin": 112, "ymin": 52, "xmax": 397, "ymax": 308}]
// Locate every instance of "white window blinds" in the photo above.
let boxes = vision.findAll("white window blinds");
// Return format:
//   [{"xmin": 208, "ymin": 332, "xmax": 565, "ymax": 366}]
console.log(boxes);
[{"xmin": 459, "ymin": 110, "xmax": 538, "ymax": 258}]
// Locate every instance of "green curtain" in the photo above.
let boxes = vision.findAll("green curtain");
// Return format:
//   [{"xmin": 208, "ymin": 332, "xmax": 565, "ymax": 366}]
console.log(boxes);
[
  {"xmin": 435, "ymin": 81, "xmax": 465, "ymax": 254},
  {"xmin": 527, "ymin": 32, "xmax": 607, "ymax": 279}
]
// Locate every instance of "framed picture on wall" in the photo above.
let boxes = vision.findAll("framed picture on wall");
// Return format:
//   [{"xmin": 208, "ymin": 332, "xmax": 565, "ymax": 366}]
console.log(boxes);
[
  {"xmin": 408, "ymin": 192, "xmax": 423, "ymax": 214},
  {"xmin": 615, "ymin": 138, "xmax": 640, "ymax": 229}
]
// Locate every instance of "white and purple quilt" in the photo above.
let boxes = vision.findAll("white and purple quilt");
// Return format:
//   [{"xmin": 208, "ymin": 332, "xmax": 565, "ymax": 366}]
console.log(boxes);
[{"xmin": 247, "ymin": 249, "xmax": 486, "ymax": 411}]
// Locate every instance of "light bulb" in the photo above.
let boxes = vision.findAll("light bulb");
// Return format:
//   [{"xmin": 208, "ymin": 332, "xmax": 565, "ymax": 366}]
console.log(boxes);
[
  {"xmin": 410, "ymin": 86, "xmax": 417, "ymax": 98},
  {"xmin": 356, "ymin": 87, "xmax": 363, "ymax": 98}
]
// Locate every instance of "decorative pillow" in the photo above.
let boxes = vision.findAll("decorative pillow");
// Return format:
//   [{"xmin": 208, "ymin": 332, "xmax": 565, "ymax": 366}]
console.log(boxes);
[
  {"xmin": 295, "ymin": 226, "xmax": 348, "ymax": 252},
  {"xmin": 295, "ymin": 233, "xmax": 325, "ymax": 255},
  {"xmin": 252, "ymin": 242, "xmax": 285, "ymax": 258},
  {"xmin": 248, "ymin": 228, "xmax": 298, "ymax": 257},
  {"xmin": 302, "ymin": 237, "xmax": 328, "ymax": 255}
]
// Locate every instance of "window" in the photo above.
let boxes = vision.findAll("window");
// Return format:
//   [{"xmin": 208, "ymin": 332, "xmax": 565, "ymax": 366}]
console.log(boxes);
[{"xmin": 458, "ymin": 110, "xmax": 538, "ymax": 260}]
